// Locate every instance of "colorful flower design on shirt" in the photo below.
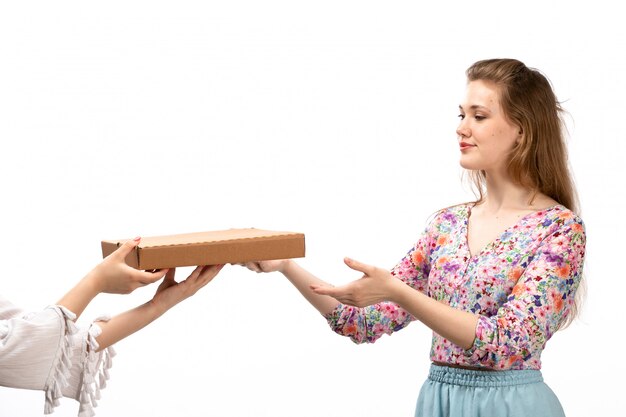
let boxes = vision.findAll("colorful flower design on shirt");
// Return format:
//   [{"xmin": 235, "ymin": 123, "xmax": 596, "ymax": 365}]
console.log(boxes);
[{"xmin": 325, "ymin": 204, "xmax": 586, "ymax": 370}]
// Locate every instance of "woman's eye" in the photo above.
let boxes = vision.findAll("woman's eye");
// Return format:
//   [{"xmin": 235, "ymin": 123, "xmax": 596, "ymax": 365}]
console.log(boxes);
[
  {"xmin": 475, "ymin": 115, "xmax": 486, "ymax": 121},
  {"xmin": 458, "ymin": 114, "xmax": 465, "ymax": 120}
]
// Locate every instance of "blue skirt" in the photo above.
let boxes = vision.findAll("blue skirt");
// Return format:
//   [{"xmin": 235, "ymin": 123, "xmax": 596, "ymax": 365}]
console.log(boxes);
[{"xmin": 415, "ymin": 365, "xmax": 565, "ymax": 417}]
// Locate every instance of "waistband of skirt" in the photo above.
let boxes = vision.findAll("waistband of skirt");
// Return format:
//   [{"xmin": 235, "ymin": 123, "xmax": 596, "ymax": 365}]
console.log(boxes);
[{"xmin": 428, "ymin": 364, "xmax": 543, "ymax": 387}]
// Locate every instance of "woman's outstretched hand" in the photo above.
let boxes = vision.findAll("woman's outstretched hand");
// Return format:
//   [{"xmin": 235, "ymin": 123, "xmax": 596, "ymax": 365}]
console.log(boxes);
[
  {"xmin": 239, "ymin": 259, "xmax": 289, "ymax": 274},
  {"xmin": 150, "ymin": 265, "xmax": 224, "ymax": 311},
  {"xmin": 310, "ymin": 257, "xmax": 398, "ymax": 307}
]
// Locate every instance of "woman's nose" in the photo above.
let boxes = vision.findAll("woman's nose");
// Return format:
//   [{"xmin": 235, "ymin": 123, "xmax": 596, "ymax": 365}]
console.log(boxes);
[{"xmin": 456, "ymin": 124, "xmax": 470, "ymax": 139}]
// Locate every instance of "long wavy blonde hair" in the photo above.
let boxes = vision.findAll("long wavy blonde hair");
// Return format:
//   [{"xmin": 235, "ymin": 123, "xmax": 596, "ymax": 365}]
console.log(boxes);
[{"xmin": 465, "ymin": 58, "xmax": 584, "ymax": 328}]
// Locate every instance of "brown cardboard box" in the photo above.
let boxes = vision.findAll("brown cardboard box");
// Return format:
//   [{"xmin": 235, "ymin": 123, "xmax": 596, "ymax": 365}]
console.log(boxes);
[{"xmin": 101, "ymin": 228, "xmax": 305, "ymax": 270}]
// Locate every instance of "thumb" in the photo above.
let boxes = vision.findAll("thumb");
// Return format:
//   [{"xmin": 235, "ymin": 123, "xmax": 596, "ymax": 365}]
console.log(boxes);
[
  {"xmin": 343, "ymin": 257, "xmax": 374, "ymax": 275},
  {"xmin": 114, "ymin": 236, "xmax": 141, "ymax": 258},
  {"xmin": 156, "ymin": 268, "xmax": 176, "ymax": 291},
  {"xmin": 164, "ymin": 268, "xmax": 176, "ymax": 282}
]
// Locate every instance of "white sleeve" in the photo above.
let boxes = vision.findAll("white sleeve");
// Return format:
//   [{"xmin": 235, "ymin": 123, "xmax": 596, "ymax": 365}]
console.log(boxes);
[
  {"xmin": 0, "ymin": 298, "xmax": 115, "ymax": 417},
  {"xmin": 0, "ymin": 294, "xmax": 25, "ymax": 319}
]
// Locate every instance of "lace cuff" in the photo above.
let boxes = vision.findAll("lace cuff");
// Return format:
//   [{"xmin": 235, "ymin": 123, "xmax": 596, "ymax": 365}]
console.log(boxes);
[{"xmin": 43, "ymin": 307, "xmax": 116, "ymax": 417}]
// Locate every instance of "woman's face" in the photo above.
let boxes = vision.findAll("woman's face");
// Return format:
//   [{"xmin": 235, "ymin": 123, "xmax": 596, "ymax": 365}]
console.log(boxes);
[{"xmin": 457, "ymin": 80, "xmax": 521, "ymax": 175}]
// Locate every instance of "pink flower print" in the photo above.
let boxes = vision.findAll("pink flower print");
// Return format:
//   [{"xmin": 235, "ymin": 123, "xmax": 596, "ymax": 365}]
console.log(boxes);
[
  {"xmin": 508, "ymin": 299, "xmax": 526, "ymax": 312},
  {"xmin": 372, "ymin": 323, "xmax": 387, "ymax": 335},
  {"xmin": 473, "ymin": 280, "xmax": 486, "ymax": 292},
  {"xmin": 536, "ymin": 308, "xmax": 547, "ymax": 321},
  {"xmin": 548, "ymin": 234, "xmax": 569, "ymax": 254},
  {"xmin": 382, "ymin": 304, "xmax": 399, "ymax": 321},
  {"xmin": 430, "ymin": 283, "xmax": 442, "ymax": 294},
  {"xmin": 480, "ymin": 296, "xmax": 496, "ymax": 312},
  {"xmin": 433, "ymin": 342, "xmax": 446, "ymax": 362}
]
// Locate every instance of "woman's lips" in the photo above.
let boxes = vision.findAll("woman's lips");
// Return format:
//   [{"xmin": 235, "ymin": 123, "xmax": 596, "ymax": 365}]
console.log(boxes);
[{"xmin": 459, "ymin": 142, "xmax": 475, "ymax": 150}]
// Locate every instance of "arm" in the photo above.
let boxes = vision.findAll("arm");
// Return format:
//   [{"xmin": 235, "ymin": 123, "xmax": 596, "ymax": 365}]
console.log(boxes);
[
  {"xmin": 56, "ymin": 237, "xmax": 169, "ymax": 319},
  {"xmin": 1, "ymin": 238, "xmax": 170, "ymax": 393},
  {"xmin": 94, "ymin": 265, "xmax": 223, "ymax": 350},
  {"xmin": 1, "ymin": 239, "xmax": 224, "ymax": 416},
  {"xmin": 314, "ymin": 215, "xmax": 586, "ymax": 365},
  {"xmin": 243, "ymin": 259, "xmax": 340, "ymax": 316},
  {"xmin": 312, "ymin": 257, "xmax": 478, "ymax": 349},
  {"xmin": 63, "ymin": 264, "xmax": 223, "ymax": 414},
  {"xmin": 243, "ymin": 226, "xmax": 433, "ymax": 344}
]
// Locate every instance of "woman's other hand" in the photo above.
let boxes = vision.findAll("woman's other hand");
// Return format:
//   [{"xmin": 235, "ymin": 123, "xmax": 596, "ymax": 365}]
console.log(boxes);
[
  {"xmin": 150, "ymin": 265, "xmax": 224, "ymax": 312},
  {"xmin": 239, "ymin": 259, "xmax": 290, "ymax": 274},
  {"xmin": 94, "ymin": 264, "xmax": 224, "ymax": 350},
  {"xmin": 310, "ymin": 257, "xmax": 398, "ymax": 307},
  {"xmin": 87, "ymin": 237, "xmax": 169, "ymax": 295}
]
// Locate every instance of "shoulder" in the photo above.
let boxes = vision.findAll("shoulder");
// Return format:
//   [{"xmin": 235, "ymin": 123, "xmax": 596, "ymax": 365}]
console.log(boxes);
[
  {"xmin": 428, "ymin": 203, "xmax": 470, "ymax": 225},
  {"xmin": 547, "ymin": 205, "xmax": 585, "ymax": 233},
  {"xmin": 420, "ymin": 203, "xmax": 470, "ymax": 236},
  {"xmin": 537, "ymin": 206, "xmax": 586, "ymax": 250}
]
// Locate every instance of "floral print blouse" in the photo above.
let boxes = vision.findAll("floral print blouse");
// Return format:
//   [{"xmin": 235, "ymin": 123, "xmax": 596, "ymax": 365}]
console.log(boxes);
[{"xmin": 325, "ymin": 204, "xmax": 586, "ymax": 370}]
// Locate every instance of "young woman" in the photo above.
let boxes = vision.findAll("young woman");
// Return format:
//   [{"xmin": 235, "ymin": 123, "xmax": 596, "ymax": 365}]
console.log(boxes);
[
  {"xmin": 242, "ymin": 58, "xmax": 585, "ymax": 416},
  {"xmin": 1, "ymin": 237, "xmax": 223, "ymax": 416}
]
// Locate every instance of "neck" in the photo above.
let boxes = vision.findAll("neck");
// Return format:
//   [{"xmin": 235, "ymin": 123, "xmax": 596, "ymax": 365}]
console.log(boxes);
[{"xmin": 479, "ymin": 171, "xmax": 537, "ymax": 213}]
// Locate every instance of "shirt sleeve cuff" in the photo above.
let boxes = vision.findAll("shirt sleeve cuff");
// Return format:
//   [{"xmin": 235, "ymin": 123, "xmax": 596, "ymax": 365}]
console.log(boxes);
[{"xmin": 44, "ymin": 307, "xmax": 116, "ymax": 417}]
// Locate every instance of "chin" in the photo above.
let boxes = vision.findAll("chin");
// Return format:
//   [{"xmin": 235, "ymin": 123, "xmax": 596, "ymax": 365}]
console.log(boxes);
[{"xmin": 459, "ymin": 158, "xmax": 480, "ymax": 171}]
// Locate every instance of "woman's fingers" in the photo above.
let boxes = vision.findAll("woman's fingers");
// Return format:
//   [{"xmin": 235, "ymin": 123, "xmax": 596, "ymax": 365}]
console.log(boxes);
[
  {"xmin": 198, "ymin": 264, "xmax": 224, "ymax": 284},
  {"xmin": 343, "ymin": 257, "xmax": 375, "ymax": 275},
  {"xmin": 112, "ymin": 237, "xmax": 141, "ymax": 259},
  {"xmin": 240, "ymin": 261, "xmax": 262, "ymax": 272},
  {"xmin": 311, "ymin": 283, "xmax": 356, "ymax": 305},
  {"xmin": 155, "ymin": 268, "xmax": 176, "ymax": 292},
  {"xmin": 186, "ymin": 264, "xmax": 225, "ymax": 288},
  {"xmin": 136, "ymin": 268, "xmax": 169, "ymax": 286},
  {"xmin": 165, "ymin": 268, "xmax": 176, "ymax": 282},
  {"xmin": 311, "ymin": 283, "xmax": 345, "ymax": 298}
]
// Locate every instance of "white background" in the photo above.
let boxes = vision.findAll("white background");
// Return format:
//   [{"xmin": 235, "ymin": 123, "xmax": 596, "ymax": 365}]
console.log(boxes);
[{"xmin": 0, "ymin": 1, "xmax": 624, "ymax": 416}]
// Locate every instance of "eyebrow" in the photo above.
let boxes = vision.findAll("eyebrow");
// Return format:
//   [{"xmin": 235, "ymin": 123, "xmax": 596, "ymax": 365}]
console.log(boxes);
[{"xmin": 459, "ymin": 104, "xmax": 491, "ymax": 112}]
